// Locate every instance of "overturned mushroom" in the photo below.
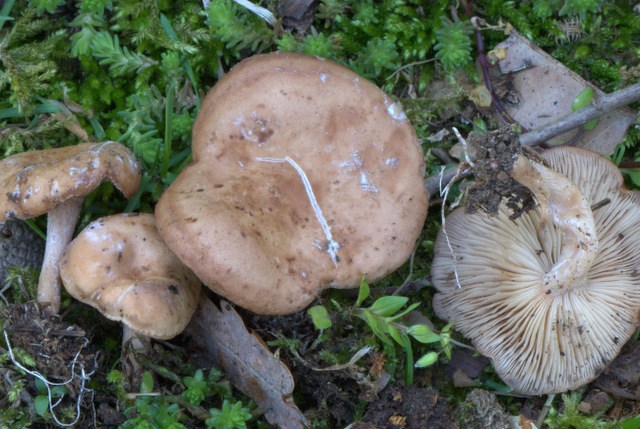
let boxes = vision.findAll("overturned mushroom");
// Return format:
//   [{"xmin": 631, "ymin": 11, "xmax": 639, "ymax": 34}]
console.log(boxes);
[
  {"xmin": 431, "ymin": 146, "xmax": 640, "ymax": 395},
  {"xmin": 59, "ymin": 213, "xmax": 202, "ymax": 381},
  {"xmin": 155, "ymin": 52, "xmax": 428, "ymax": 315},
  {"xmin": 0, "ymin": 142, "xmax": 142, "ymax": 313}
]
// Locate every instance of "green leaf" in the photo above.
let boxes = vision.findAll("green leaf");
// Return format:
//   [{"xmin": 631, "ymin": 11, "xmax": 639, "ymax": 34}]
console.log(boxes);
[
  {"xmin": 34, "ymin": 395, "xmax": 49, "ymax": 416},
  {"xmin": 408, "ymin": 324, "xmax": 441, "ymax": 344},
  {"xmin": 368, "ymin": 296, "xmax": 408, "ymax": 317},
  {"xmin": 0, "ymin": 0, "xmax": 15, "ymax": 32},
  {"xmin": 386, "ymin": 302, "xmax": 421, "ymax": 322},
  {"xmin": 572, "ymin": 86, "xmax": 593, "ymax": 112},
  {"xmin": 34, "ymin": 377, "xmax": 47, "ymax": 395},
  {"xmin": 478, "ymin": 377, "xmax": 513, "ymax": 392},
  {"xmin": 307, "ymin": 305, "xmax": 333, "ymax": 330},
  {"xmin": 355, "ymin": 275, "xmax": 369, "ymax": 307},
  {"xmin": 583, "ymin": 118, "xmax": 598, "ymax": 130},
  {"xmin": 415, "ymin": 352, "xmax": 438, "ymax": 368},
  {"xmin": 388, "ymin": 325, "xmax": 406, "ymax": 347},
  {"xmin": 140, "ymin": 371, "xmax": 154, "ymax": 394},
  {"xmin": 364, "ymin": 310, "xmax": 393, "ymax": 346},
  {"xmin": 622, "ymin": 415, "xmax": 640, "ymax": 429}
]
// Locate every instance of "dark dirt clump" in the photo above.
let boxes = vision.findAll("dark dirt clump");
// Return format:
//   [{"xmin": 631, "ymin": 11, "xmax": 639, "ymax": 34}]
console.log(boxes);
[
  {"xmin": 1, "ymin": 301, "xmax": 95, "ymax": 383},
  {"xmin": 463, "ymin": 127, "xmax": 537, "ymax": 219},
  {"xmin": 351, "ymin": 381, "xmax": 459, "ymax": 428}
]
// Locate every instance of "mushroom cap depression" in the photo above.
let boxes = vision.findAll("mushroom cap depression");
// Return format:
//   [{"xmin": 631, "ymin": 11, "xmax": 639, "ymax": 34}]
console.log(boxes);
[
  {"xmin": 155, "ymin": 52, "xmax": 428, "ymax": 315},
  {"xmin": 60, "ymin": 213, "xmax": 202, "ymax": 339},
  {"xmin": 0, "ymin": 141, "xmax": 142, "ymax": 220},
  {"xmin": 431, "ymin": 146, "xmax": 640, "ymax": 395}
]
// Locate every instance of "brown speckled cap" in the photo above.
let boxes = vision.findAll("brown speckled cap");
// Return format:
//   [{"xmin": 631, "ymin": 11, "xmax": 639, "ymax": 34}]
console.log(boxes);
[
  {"xmin": 0, "ymin": 141, "xmax": 142, "ymax": 313},
  {"xmin": 155, "ymin": 52, "xmax": 428, "ymax": 315},
  {"xmin": 431, "ymin": 146, "xmax": 640, "ymax": 395},
  {"xmin": 60, "ymin": 213, "xmax": 201, "ymax": 339},
  {"xmin": 0, "ymin": 141, "xmax": 141, "ymax": 220}
]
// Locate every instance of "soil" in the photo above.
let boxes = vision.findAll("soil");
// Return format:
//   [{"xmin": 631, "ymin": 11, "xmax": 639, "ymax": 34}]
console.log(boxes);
[{"xmin": 463, "ymin": 127, "xmax": 538, "ymax": 219}]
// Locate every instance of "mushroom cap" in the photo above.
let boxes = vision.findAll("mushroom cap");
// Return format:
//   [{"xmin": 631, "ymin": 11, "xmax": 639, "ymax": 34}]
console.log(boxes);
[
  {"xmin": 0, "ymin": 141, "xmax": 142, "ymax": 221},
  {"xmin": 60, "ymin": 213, "xmax": 202, "ymax": 339},
  {"xmin": 155, "ymin": 52, "xmax": 428, "ymax": 315},
  {"xmin": 431, "ymin": 146, "xmax": 640, "ymax": 395}
]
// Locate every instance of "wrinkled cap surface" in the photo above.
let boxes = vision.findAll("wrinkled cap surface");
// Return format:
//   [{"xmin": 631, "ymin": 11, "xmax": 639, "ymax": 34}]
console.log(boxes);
[
  {"xmin": 0, "ymin": 141, "xmax": 142, "ymax": 221},
  {"xmin": 156, "ymin": 52, "xmax": 428, "ymax": 315},
  {"xmin": 60, "ymin": 213, "xmax": 202, "ymax": 339},
  {"xmin": 431, "ymin": 146, "xmax": 640, "ymax": 395}
]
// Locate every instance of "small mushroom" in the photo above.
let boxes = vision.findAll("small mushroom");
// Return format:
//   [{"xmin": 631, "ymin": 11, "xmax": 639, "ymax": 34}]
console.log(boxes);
[
  {"xmin": 59, "ymin": 212, "xmax": 201, "ymax": 340},
  {"xmin": 59, "ymin": 213, "xmax": 202, "ymax": 383},
  {"xmin": 431, "ymin": 146, "xmax": 640, "ymax": 395},
  {"xmin": 155, "ymin": 52, "xmax": 428, "ymax": 315},
  {"xmin": 0, "ymin": 142, "xmax": 142, "ymax": 313}
]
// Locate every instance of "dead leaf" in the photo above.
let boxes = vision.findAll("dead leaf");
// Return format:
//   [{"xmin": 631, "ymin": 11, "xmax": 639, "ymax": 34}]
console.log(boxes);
[
  {"xmin": 279, "ymin": 0, "xmax": 317, "ymax": 32},
  {"xmin": 445, "ymin": 349, "xmax": 489, "ymax": 380},
  {"xmin": 187, "ymin": 298, "xmax": 310, "ymax": 429},
  {"xmin": 493, "ymin": 30, "xmax": 636, "ymax": 155}
]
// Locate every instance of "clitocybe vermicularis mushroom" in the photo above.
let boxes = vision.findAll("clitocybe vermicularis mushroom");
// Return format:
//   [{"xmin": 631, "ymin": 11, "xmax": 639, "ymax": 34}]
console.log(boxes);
[
  {"xmin": 0, "ymin": 141, "xmax": 142, "ymax": 313},
  {"xmin": 155, "ymin": 51, "xmax": 429, "ymax": 315},
  {"xmin": 431, "ymin": 146, "xmax": 640, "ymax": 395}
]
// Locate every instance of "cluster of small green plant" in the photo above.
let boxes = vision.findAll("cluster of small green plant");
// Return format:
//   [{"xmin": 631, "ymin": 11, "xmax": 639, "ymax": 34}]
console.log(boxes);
[
  {"xmin": 307, "ymin": 276, "xmax": 454, "ymax": 386},
  {"xmin": 545, "ymin": 391, "xmax": 640, "ymax": 429},
  {"xmin": 108, "ymin": 369, "xmax": 254, "ymax": 429}
]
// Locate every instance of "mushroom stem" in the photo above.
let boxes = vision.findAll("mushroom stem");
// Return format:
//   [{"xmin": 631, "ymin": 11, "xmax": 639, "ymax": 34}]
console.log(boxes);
[
  {"xmin": 37, "ymin": 196, "xmax": 83, "ymax": 314},
  {"xmin": 122, "ymin": 325, "xmax": 152, "ymax": 389},
  {"xmin": 511, "ymin": 155, "xmax": 598, "ymax": 294}
]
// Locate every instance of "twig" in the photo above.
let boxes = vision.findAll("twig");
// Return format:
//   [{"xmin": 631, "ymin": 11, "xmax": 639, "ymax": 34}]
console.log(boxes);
[
  {"xmin": 520, "ymin": 82, "xmax": 640, "ymax": 147},
  {"xmin": 4, "ymin": 331, "xmax": 93, "ymax": 427}
]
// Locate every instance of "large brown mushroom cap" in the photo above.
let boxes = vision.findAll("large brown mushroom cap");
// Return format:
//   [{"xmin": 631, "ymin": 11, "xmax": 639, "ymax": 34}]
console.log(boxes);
[
  {"xmin": 0, "ymin": 141, "xmax": 141, "ymax": 220},
  {"xmin": 60, "ymin": 213, "xmax": 201, "ymax": 339},
  {"xmin": 431, "ymin": 146, "xmax": 640, "ymax": 395},
  {"xmin": 156, "ymin": 52, "xmax": 428, "ymax": 315}
]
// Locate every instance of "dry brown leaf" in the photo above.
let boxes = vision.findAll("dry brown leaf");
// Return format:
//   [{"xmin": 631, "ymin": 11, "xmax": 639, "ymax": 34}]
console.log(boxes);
[
  {"xmin": 493, "ymin": 31, "xmax": 636, "ymax": 155},
  {"xmin": 187, "ymin": 298, "xmax": 310, "ymax": 429}
]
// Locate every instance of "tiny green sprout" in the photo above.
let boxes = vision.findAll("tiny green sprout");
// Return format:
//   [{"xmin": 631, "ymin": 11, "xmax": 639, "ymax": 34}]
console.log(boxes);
[
  {"xmin": 571, "ymin": 87, "xmax": 598, "ymax": 130},
  {"xmin": 140, "ymin": 371, "xmax": 155, "ymax": 394},
  {"xmin": 206, "ymin": 400, "xmax": 252, "ymax": 429},
  {"xmin": 415, "ymin": 351, "xmax": 439, "ymax": 368},
  {"xmin": 12, "ymin": 348, "xmax": 36, "ymax": 368},
  {"xmin": 355, "ymin": 275, "xmax": 370, "ymax": 307},
  {"xmin": 307, "ymin": 305, "xmax": 333, "ymax": 330},
  {"xmin": 8, "ymin": 379, "xmax": 25, "ymax": 404},
  {"xmin": 367, "ymin": 296, "xmax": 409, "ymax": 317},
  {"xmin": 572, "ymin": 86, "xmax": 593, "ymax": 111},
  {"xmin": 34, "ymin": 377, "xmax": 68, "ymax": 416},
  {"xmin": 408, "ymin": 325, "xmax": 441, "ymax": 344},
  {"xmin": 181, "ymin": 369, "xmax": 211, "ymax": 406}
]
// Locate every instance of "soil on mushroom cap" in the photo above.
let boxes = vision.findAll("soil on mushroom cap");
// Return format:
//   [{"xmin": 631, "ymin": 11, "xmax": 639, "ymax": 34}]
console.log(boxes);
[{"xmin": 464, "ymin": 127, "xmax": 537, "ymax": 219}]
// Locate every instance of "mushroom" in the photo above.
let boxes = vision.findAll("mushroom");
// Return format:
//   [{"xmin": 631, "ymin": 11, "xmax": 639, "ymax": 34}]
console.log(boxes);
[
  {"xmin": 155, "ymin": 52, "xmax": 428, "ymax": 315},
  {"xmin": 0, "ymin": 142, "xmax": 142, "ymax": 313},
  {"xmin": 431, "ymin": 146, "xmax": 640, "ymax": 395},
  {"xmin": 59, "ymin": 213, "xmax": 202, "ymax": 380}
]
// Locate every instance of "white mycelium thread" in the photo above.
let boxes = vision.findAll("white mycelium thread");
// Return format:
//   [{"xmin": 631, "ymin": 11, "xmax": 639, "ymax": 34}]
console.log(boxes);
[{"xmin": 257, "ymin": 156, "xmax": 340, "ymax": 267}]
